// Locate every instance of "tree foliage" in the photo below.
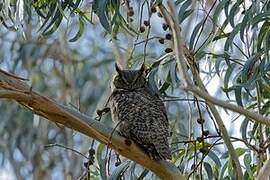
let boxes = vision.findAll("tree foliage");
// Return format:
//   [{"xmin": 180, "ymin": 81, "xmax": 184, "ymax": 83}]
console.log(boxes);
[{"xmin": 0, "ymin": 0, "xmax": 270, "ymax": 179}]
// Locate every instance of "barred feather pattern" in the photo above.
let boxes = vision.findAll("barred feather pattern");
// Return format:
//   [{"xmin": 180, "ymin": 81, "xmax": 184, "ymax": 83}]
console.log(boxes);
[{"xmin": 109, "ymin": 88, "xmax": 171, "ymax": 160}]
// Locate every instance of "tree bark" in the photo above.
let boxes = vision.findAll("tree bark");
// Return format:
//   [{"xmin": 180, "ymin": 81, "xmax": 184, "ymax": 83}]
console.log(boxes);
[{"xmin": 0, "ymin": 69, "xmax": 185, "ymax": 180}]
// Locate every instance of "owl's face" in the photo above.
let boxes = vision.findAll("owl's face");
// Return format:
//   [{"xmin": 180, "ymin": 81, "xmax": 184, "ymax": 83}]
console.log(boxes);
[{"xmin": 113, "ymin": 64, "xmax": 146, "ymax": 90}]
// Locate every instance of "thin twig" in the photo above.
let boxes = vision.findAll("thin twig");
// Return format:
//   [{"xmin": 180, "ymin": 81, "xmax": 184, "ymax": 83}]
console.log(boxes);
[{"xmin": 45, "ymin": 143, "xmax": 88, "ymax": 159}]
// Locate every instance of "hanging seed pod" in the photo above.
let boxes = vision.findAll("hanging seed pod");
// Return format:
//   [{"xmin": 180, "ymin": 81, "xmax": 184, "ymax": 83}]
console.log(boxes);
[
  {"xmin": 197, "ymin": 118, "xmax": 205, "ymax": 124},
  {"xmin": 162, "ymin": 23, "xmax": 169, "ymax": 31},
  {"xmin": 151, "ymin": 6, "xmax": 157, "ymax": 13},
  {"xmin": 143, "ymin": 20, "xmax": 150, "ymax": 26},
  {"xmin": 115, "ymin": 162, "xmax": 121, "ymax": 167},
  {"xmin": 199, "ymin": 147, "xmax": 208, "ymax": 154},
  {"xmin": 165, "ymin": 33, "xmax": 172, "ymax": 40},
  {"xmin": 89, "ymin": 148, "xmax": 95, "ymax": 155},
  {"xmin": 128, "ymin": 7, "xmax": 134, "ymax": 16},
  {"xmin": 159, "ymin": 38, "xmax": 165, "ymax": 44},
  {"xmin": 140, "ymin": 26, "xmax": 145, "ymax": 33},
  {"xmin": 165, "ymin": 48, "xmax": 173, "ymax": 53},
  {"xmin": 196, "ymin": 137, "xmax": 203, "ymax": 142},
  {"xmin": 157, "ymin": 12, "xmax": 163, "ymax": 17},
  {"xmin": 202, "ymin": 130, "xmax": 209, "ymax": 136}
]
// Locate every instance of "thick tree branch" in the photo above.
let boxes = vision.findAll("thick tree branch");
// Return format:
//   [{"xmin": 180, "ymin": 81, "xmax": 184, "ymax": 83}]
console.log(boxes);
[{"xmin": 0, "ymin": 70, "xmax": 185, "ymax": 180}]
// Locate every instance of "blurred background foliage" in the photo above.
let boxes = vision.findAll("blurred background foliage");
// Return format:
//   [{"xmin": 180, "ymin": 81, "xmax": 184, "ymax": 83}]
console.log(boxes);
[{"xmin": 0, "ymin": 0, "xmax": 270, "ymax": 179}]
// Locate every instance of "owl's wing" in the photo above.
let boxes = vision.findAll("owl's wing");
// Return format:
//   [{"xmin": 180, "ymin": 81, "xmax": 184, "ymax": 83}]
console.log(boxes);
[{"xmin": 130, "ymin": 121, "xmax": 171, "ymax": 160}]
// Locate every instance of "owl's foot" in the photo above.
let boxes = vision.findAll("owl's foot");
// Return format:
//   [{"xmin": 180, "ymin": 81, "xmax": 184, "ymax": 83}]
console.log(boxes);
[
  {"xmin": 96, "ymin": 107, "xmax": 110, "ymax": 116},
  {"xmin": 95, "ymin": 107, "xmax": 110, "ymax": 121}
]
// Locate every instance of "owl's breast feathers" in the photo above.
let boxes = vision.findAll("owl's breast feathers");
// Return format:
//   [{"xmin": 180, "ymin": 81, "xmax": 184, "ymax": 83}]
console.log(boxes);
[{"xmin": 109, "ymin": 88, "xmax": 171, "ymax": 160}]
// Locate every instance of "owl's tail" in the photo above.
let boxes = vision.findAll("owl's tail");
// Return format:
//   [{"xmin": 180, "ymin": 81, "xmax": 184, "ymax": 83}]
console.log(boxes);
[
  {"xmin": 141, "ymin": 141, "xmax": 172, "ymax": 160},
  {"xmin": 152, "ymin": 140, "xmax": 172, "ymax": 160}
]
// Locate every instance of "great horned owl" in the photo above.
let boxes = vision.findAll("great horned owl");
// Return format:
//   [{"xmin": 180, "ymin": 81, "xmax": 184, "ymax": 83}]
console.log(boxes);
[{"xmin": 109, "ymin": 64, "xmax": 171, "ymax": 160}]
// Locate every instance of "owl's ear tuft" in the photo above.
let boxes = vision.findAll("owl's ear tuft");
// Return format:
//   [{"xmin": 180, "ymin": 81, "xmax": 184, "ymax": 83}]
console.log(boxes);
[
  {"xmin": 115, "ymin": 63, "xmax": 122, "ymax": 74},
  {"xmin": 139, "ymin": 64, "xmax": 145, "ymax": 72}
]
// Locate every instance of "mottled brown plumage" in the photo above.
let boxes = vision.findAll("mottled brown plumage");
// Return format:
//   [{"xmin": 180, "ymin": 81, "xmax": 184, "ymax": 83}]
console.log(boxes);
[{"xmin": 109, "ymin": 64, "xmax": 171, "ymax": 160}]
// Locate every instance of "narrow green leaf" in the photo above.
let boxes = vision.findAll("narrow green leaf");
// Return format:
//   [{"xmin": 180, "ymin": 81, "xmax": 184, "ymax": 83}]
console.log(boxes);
[
  {"xmin": 69, "ymin": 17, "xmax": 85, "ymax": 42},
  {"xmin": 220, "ymin": 160, "xmax": 229, "ymax": 179},
  {"xmin": 264, "ymin": 31, "xmax": 270, "ymax": 57},
  {"xmin": 204, "ymin": 162, "xmax": 214, "ymax": 180},
  {"xmin": 178, "ymin": 0, "xmax": 192, "ymax": 23},
  {"xmin": 71, "ymin": 0, "xmax": 82, "ymax": 10},
  {"xmin": 208, "ymin": 150, "xmax": 222, "ymax": 168},
  {"xmin": 34, "ymin": 8, "xmax": 46, "ymax": 19},
  {"xmin": 38, "ymin": 2, "xmax": 57, "ymax": 31},
  {"xmin": 241, "ymin": 52, "xmax": 261, "ymax": 83},
  {"xmin": 42, "ymin": 2, "xmax": 68, "ymax": 36},
  {"xmin": 42, "ymin": 13, "xmax": 63, "ymax": 36},
  {"xmin": 223, "ymin": 63, "xmax": 236, "ymax": 91},
  {"xmin": 257, "ymin": 21, "xmax": 270, "ymax": 50},
  {"xmin": 159, "ymin": 82, "xmax": 170, "ymax": 93},
  {"xmin": 235, "ymin": 147, "xmax": 247, "ymax": 157},
  {"xmin": 118, "ymin": 14, "xmax": 138, "ymax": 36},
  {"xmin": 137, "ymin": 169, "xmax": 149, "ymax": 180},
  {"xmin": 251, "ymin": 12, "xmax": 270, "ymax": 28},
  {"xmin": 93, "ymin": 0, "xmax": 111, "ymax": 32},
  {"xmin": 179, "ymin": 9, "xmax": 193, "ymax": 24},
  {"xmin": 175, "ymin": 0, "xmax": 186, "ymax": 5},
  {"xmin": 158, "ymin": 62, "xmax": 170, "ymax": 84},
  {"xmin": 189, "ymin": 20, "xmax": 204, "ymax": 50},
  {"xmin": 228, "ymin": 1, "xmax": 241, "ymax": 28},
  {"xmin": 240, "ymin": 118, "xmax": 249, "ymax": 142},
  {"xmin": 234, "ymin": 87, "xmax": 243, "ymax": 106},
  {"xmin": 212, "ymin": 0, "xmax": 230, "ymax": 24},
  {"xmin": 147, "ymin": 69, "xmax": 161, "ymax": 96},
  {"xmin": 169, "ymin": 61, "xmax": 178, "ymax": 85},
  {"xmin": 109, "ymin": 161, "xmax": 130, "ymax": 180},
  {"xmin": 224, "ymin": 24, "xmax": 241, "ymax": 51},
  {"xmin": 239, "ymin": 6, "xmax": 253, "ymax": 42},
  {"xmin": 244, "ymin": 153, "xmax": 253, "ymax": 178},
  {"xmin": 213, "ymin": 32, "xmax": 230, "ymax": 41},
  {"xmin": 97, "ymin": 144, "xmax": 107, "ymax": 180},
  {"xmin": 215, "ymin": 58, "xmax": 223, "ymax": 76}
]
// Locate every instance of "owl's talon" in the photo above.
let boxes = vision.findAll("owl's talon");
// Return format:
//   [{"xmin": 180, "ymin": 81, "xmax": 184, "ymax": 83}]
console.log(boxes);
[{"xmin": 96, "ymin": 107, "xmax": 110, "ymax": 116}]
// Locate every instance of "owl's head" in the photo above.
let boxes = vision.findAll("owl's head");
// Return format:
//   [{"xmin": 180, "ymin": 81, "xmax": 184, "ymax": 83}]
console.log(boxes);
[{"xmin": 113, "ymin": 64, "xmax": 147, "ymax": 90}]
